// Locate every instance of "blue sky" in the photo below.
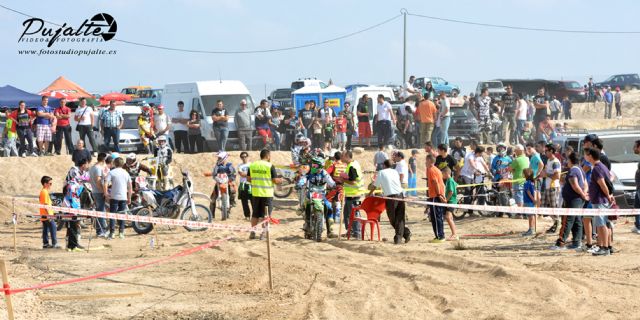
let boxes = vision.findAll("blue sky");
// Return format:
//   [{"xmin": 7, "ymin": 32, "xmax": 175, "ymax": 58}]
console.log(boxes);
[{"xmin": 1, "ymin": 0, "xmax": 639, "ymax": 99}]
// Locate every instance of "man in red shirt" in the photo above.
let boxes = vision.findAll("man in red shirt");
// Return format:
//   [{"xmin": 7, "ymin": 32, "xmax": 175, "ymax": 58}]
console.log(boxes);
[
  {"xmin": 54, "ymin": 98, "xmax": 74, "ymax": 155},
  {"xmin": 426, "ymin": 154, "xmax": 446, "ymax": 243}
]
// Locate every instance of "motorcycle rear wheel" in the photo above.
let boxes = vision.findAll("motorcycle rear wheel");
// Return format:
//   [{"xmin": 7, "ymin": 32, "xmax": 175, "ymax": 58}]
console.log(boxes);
[
  {"xmin": 132, "ymin": 207, "xmax": 154, "ymax": 234},
  {"xmin": 274, "ymin": 178, "xmax": 294, "ymax": 198},
  {"xmin": 180, "ymin": 204, "xmax": 212, "ymax": 232}
]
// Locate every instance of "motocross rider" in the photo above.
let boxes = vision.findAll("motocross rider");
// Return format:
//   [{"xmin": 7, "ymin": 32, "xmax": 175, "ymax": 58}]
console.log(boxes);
[
  {"xmin": 138, "ymin": 103, "xmax": 155, "ymax": 154},
  {"xmin": 325, "ymin": 151, "xmax": 347, "ymax": 238},
  {"xmin": 205, "ymin": 151, "xmax": 237, "ymax": 219},
  {"xmin": 124, "ymin": 153, "xmax": 152, "ymax": 202},
  {"xmin": 154, "ymin": 135, "xmax": 173, "ymax": 189},
  {"xmin": 303, "ymin": 155, "xmax": 336, "ymax": 238}
]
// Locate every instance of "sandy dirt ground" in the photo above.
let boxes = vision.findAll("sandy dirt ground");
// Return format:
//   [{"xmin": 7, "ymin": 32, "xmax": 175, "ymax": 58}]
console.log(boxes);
[{"xmin": 1, "ymin": 93, "xmax": 640, "ymax": 320}]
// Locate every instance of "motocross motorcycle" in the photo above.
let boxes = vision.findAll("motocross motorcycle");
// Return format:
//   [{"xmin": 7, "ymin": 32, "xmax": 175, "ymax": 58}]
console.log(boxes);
[
  {"xmin": 132, "ymin": 170, "xmax": 212, "ymax": 234},
  {"xmin": 304, "ymin": 185, "xmax": 326, "ymax": 242},
  {"xmin": 212, "ymin": 172, "xmax": 230, "ymax": 221}
]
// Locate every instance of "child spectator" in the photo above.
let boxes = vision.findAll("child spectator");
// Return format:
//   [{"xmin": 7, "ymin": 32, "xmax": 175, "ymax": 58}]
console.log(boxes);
[
  {"xmin": 335, "ymin": 112, "xmax": 347, "ymax": 151},
  {"xmin": 442, "ymin": 167, "xmax": 458, "ymax": 240},
  {"xmin": 522, "ymin": 168, "xmax": 539, "ymax": 236},
  {"xmin": 374, "ymin": 145, "xmax": 388, "ymax": 171},
  {"xmin": 39, "ymin": 176, "xmax": 59, "ymax": 249},
  {"xmin": 408, "ymin": 149, "xmax": 418, "ymax": 196},
  {"xmin": 520, "ymin": 122, "xmax": 533, "ymax": 145},
  {"xmin": 311, "ymin": 119, "xmax": 323, "ymax": 150},
  {"xmin": 3, "ymin": 111, "xmax": 18, "ymax": 157}
]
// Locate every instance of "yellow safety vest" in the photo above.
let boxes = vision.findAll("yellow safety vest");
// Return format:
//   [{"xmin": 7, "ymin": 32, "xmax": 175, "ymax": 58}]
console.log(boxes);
[
  {"xmin": 249, "ymin": 160, "xmax": 274, "ymax": 198},
  {"xmin": 343, "ymin": 161, "xmax": 363, "ymax": 198}
]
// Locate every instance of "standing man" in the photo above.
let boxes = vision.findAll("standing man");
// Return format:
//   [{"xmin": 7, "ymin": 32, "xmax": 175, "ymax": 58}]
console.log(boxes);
[
  {"xmin": 254, "ymin": 99, "xmax": 273, "ymax": 149},
  {"xmin": 234, "ymin": 99, "xmax": 253, "ymax": 151},
  {"xmin": 400, "ymin": 75, "xmax": 419, "ymax": 102},
  {"xmin": 319, "ymin": 99, "xmax": 335, "ymax": 151},
  {"xmin": 376, "ymin": 94, "xmax": 396, "ymax": 148},
  {"xmin": 532, "ymin": 88, "xmax": 550, "ymax": 140},
  {"xmin": 614, "ymin": 87, "xmax": 622, "ymax": 119},
  {"xmin": 154, "ymin": 105, "xmax": 172, "ymax": 148},
  {"xmin": 415, "ymin": 93, "xmax": 437, "ymax": 146},
  {"xmin": 247, "ymin": 149, "xmax": 282, "ymax": 239},
  {"xmin": 509, "ymin": 144, "xmax": 530, "ymax": 210},
  {"xmin": 549, "ymin": 96, "xmax": 561, "ymax": 120},
  {"xmin": 211, "ymin": 100, "xmax": 229, "ymax": 151},
  {"xmin": 356, "ymin": 95, "xmax": 372, "ymax": 147},
  {"xmin": 343, "ymin": 102, "xmax": 356, "ymax": 151},
  {"xmin": 425, "ymin": 154, "xmax": 446, "ymax": 243},
  {"xmin": 561, "ymin": 95, "xmax": 572, "ymax": 120},
  {"xmin": 603, "ymin": 87, "xmax": 613, "ymax": 119},
  {"xmin": 53, "ymin": 98, "xmax": 74, "ymax": 155},
  {"xmin": 298, "ymin": 101, "xmax": 314, "ymax": 139},
  {"xmin": 393, "ymin": 151, "xmax": 408, "ymax": 188},
  {"xmin": 436, "ymin": 91, "xmax": 451, "ymax": 146},
  {"xmin": 370, "ymin": 159, "xmax": 411, "ymax": 244},
  {"xmin": 340, "ymin": 150, "xmax": 364, "ymax": 238},
  {"xmin": 171, "ymin": 101, "xmax": 190, "ymax": 153},
  {"xmin": 74, "ymin": 98, "xmax": 97, "ymax": 154},
  {"xmin": 585, "ymin": 148, "xmax": 613, "ymax": 256},
  {"xmin": 99, "ymin": 101, "xmax": 124, "ymax": 152},
  {"xmin": 89, "ymin": 152, "xmax": 109, "ymax": 238},
  {"xmin": 476, "ymin": 88, "xmax": 492, "ymax": 145},
  {"xmin": 500, "ymin": 85, "xmax": 518, "ymax": 144},
  {"xmin": 104, "ymin": 157, "xmax": 132, "ymax": 240},
  {"xmin": 35, "ymin": 96, "xmax": 55, "ymax": 156}
]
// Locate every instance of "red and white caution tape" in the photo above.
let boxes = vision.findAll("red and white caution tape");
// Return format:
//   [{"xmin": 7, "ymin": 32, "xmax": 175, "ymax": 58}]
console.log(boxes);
[
  {"xmin": 374, "ymin": 196, "xmax": 639, "ymax": 217},
  {"xmin": 15, "ymin": 201, "xmax": 264, "ymax": 233}
]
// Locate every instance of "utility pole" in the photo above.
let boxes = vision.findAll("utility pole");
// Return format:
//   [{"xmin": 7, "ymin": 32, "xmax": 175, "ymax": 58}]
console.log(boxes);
[{"xmin": 402, "ymin": 8, "xmax": 407, "ymax": 84}]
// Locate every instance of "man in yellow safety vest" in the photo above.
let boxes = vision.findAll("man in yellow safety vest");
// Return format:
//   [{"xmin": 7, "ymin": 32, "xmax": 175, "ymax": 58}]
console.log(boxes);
[
  {"xmin": 247, "ymin": 149, "xmax": 282, "ymax": 239},
  {"xmin": 339, "ymin": 150, "xmax": 364, "ymax": 239}
]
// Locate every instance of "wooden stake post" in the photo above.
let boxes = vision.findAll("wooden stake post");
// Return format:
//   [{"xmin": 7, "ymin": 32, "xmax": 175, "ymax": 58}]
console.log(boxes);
[
  {"xmin": 265, "ymin": 205, "xmax": 273, "ymax": 291},
  {"xmin": 12, "ymin": 198, "xmax": 17, "ymax": 253},
  {"xmin": 0, "ymin": 260, "xmax": 15, "ymax": 320}
]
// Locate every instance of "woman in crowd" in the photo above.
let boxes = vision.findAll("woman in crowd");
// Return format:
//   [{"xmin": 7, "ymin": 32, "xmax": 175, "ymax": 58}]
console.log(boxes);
[{"xmin": 187, "ymin": 110, "xmax": 203, "ymax": 153}]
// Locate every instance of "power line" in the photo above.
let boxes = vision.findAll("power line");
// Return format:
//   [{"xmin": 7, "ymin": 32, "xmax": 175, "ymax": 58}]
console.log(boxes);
[
  {"xmin": 407, "ymin": 12, "xmax": 640, "ymax": 34},
  {"xmin": 0, "ymin": 3, "xmax": 401, "ymax": 54}
]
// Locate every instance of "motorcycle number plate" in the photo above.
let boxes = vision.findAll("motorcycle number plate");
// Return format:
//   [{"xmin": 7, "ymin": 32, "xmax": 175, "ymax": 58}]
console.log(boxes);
[{"xmin": 311, "ymin": 192, "xmax": 323, "ymax": 200}]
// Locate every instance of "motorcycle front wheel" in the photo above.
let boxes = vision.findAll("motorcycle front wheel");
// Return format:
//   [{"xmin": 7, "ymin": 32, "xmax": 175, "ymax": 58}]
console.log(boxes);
[
  {"xmin": 313, "ymin": 210, "xmax": 324, "ymax": 242},
  {"xmin": 274, "ymin": 178, "xmax": 294, "ymax": 198},
  {"xmin": 132, "ymin": 207, "xmax": 154, "ymax": 234},
  {"xmin": 180, "ymin": 204, "xmax": 212, "ymax": 232}
]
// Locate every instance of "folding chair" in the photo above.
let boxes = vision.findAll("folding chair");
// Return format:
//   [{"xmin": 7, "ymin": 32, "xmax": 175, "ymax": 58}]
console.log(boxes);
[{"xmin": 347, "ymin": 196, "xmax": 386, "ymax": 241}]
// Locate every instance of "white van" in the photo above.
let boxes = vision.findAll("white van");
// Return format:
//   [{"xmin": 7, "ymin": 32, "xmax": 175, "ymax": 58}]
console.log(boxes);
[
  {"xmin": 345, "ymin": 85, "xmax": 396, "ymax": 112},
  {"xmin": 162, "ymin": 80, "xmax": 256, "ymax": 151}
]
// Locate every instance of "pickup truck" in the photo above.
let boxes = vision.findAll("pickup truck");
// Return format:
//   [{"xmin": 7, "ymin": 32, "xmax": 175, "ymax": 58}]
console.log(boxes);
[{"xmin": 414, "ymin": 76, "xmax": 460, "ymax": 96}]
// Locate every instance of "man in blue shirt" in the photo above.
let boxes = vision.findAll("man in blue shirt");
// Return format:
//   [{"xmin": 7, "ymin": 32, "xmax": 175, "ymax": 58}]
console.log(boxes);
[
  {"xmin": 36, "ymin": 96, "xmax": 55, "ymax": 156},
  {"xmin": 99, "ymin": 100, "xmax": 124, "ymax": 152},
  {"xmin": 604, "ymin": 86, "xmax": 613, "ymax": 119},
  {"xmin": 491, "ymin": 142, "xmax": 513, "ymax": 210}
]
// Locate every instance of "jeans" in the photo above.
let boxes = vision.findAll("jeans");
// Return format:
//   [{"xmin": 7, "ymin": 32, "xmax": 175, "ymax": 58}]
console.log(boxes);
[
  {"xmin": 502, "ymin": 113, "xmax": 516, "ymax": 144},
  {"xmin": 479, "ymin": 116, "xmax": 492, "ymax": 144},
  {"xmin": 385, "ymin": 195, "xmax": 410, "ymax": 240},
  {"xmin": 214, "ymin": 127, "xmax": 228, "ymax": 151},
  {"xmin": 437, "ymin": 116, "xmax": 450, "ymax": 146},
  {"xmin": 42, "ymin": 220, "xmax": 57, "ymax": 246},
  {"xmin": 346, "ymin": 129, "xmax": 353, "ymax": 150},
  {"xmin": 93, "ymin": 192, "xmax": 108, "ymax": 235},
  {"xmin": 377, "ymin": 120, "xmax": 392, "ymax": 148},
  {"xmin": 604, "ymin": 102, "xmax": 613, "ymax": 119},
  {"xmin": 4, "ymin": 137, "xmax": 18, "ymax": 157},
  {"xmin": 634, "ymin": 191, "xmax": 640, "ymax": 229},
  {"xmin": 344, "ymin": 197, "xmax": 361, "ymax": 237},
  {"xmin": 109, "ymin": 199, "xmax": 127, "ymax": 233},
  {"xmin": 560, "ymin": 198, "xmax": 584, "ymax": 245},
  {"xmin": 272, "ymin": 130, "xmax": 281, "ymax": 151},
  {"xmin": 17, "ymin": 127, "xmax": 34, "ymax": 155},
  {"xmin": 238, "ymin": 183, "xmax": 253, "ymax": 219},
  {"xmin": 66, "ymin": 220, "xmax": 80, "ymax": 249},
  {"xmin": 77, "ymin": 125, "xmax": 98, "ymax": 152},
  {"xmin": 431, "ymin": 126, "xmax": 440, "ymax": 146},
  {"xmin": 237, "ymin": 129, "xmax": 251, "ymax": 151},
  {"xmin": 428, "ymin": 197, "xmax": 445, "ymax": 239},
  {"xmin": 188, "ymin": 134, "xmax": 204, "ymax": 153},
  {"xmin": 54, "ymin": 125, "xmax": 74, "ymax": 155},
  {"xmin": 615, "ymin": 103, "xmax": 622, "ymax": 117},
  {"xmin": 173, "ymin": 130, "xmax": 190, "ymax": 153},
  {"xmin": 550, "ymin": 111, "xmax": 559, "ymax": 120},
  {"xmin": 563, "ymin": 107, "xmax": 572, "ymax": 120},
  {"xmin": 103, "ymin": 127, "xmax": 120, "ymax": 152}
]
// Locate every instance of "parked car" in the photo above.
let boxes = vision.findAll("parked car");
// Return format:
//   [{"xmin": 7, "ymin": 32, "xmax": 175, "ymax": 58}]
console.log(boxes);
[
  {"xmin": 546, "ymin": 80, "xmax": 586, "ymax": 102},
  {"xmin": 121, "ymin": 86, "xmax": 151, "ymax": 99},
  {"xmin": 448, "ymin": 107, "xmax": 480, "ymax": 144},
  {"xmin": 132, "ymin": 88, "xmax": 163, "ymax": 106},
  {"xmin": 162, "ymin": 80, "xmax": 256, "ymax": 151},
  {"xmin": 476, "ymin": 81, "xmax": 506, "ymax": 101},
  {"xmin": 267, "ymin": 88, "xmax": 293, "ymax": 110},
  {"xmin": 595, "ymin": 73, "xmax": 640, "ymax": 90},
  {"xmin": 414, "ymin": 76, "xmax": 460, "ymax": 96},
  {"xmin": 291, "ymin": 78, "xmax": 328, "ymax": 90}
]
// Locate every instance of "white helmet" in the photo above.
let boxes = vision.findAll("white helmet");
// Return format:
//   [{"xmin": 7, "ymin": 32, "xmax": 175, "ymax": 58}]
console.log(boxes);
[
  {"xmin": 217, "ymin": 151, "xmax": 229, "ymax": 164},
  {"xmin": 127, "ymin": 153, "xmax": 136, "ymax": 161},
  {"xmin": 157, "ymin": 135, "xmax": 167, "ymax": 142},
  {"xmin": 496, "ymin": 142, "xmax": 508, "ymax": 156}
]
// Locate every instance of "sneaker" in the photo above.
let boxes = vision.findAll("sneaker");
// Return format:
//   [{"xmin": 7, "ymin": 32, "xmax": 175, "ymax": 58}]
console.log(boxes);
[
  {"xmin": 567, "ymin": 243, "xmax": 582, "ymax": 250},
  {"xmin": 52, "ymin": 244, "xmax": 61, "ymax": 249},
  {"xmin": 21, "ymin": 153, "xmax": 26, "ymax": 158},
  {"xmin": 119, "ymin": 232, "xmax": 125, "ymax": 240},
  {"xmin": 586, "ymin": 245, "xmax": 600, "ymax": 254},
  {"xmin": 67, "ymin": 247, "xmax": 83, "ymax": 252},
  {"xmin": 609, "ymin": 246, "xmax": 615, "ymax": 255},
  {"xmin": 30, "ymin": 152, "xmax": 38, "ymax": 157},
  {"xmin": 549, "ymin": 245, "xmax": 567, "ymax": 250},
  {"xmin": 249, "ymin": 231, "xmax": 256, "ymax": 239},
  {"xmin": 93, "ymin": 152, "xmax": 98, "ymax": 157},
  {"xmin": 404, "ymin": 232, "xmax": 412, "ymax": 244},
  {"xmin": 97, "ymin": 232, "xmax": 108, "ymax": 239},
  {"xmin": 632, "ymin": 227, "xmax": 640, "ymax": 234},
  {"xmin": 108, "ymin": 232, "xmax": 115, "ymax": 240},
  {"xmin": 393, "ymin": 235, "xmax": 402, "ymax": 245},
  {"xmin": 76, "ymin": 244, "xmax": 85, "ymax": 250},
  {"xmin": 42, "ymin": 244, "xmax": 51, "ymax": 249},
  {"xmin": 545, "ymin": 224, "xmax": 557, "ymax": 234},
  {"xmin": 259, "ymin": 231, "xmax": 266, "ymax": 240},
  {"xmin": 328, "ymin": 218, "xmax": 335, "ymax": 225},
  {"xmin": 429, "ymin": 238, "xmax": 446, "ymax": 244},
  {"xmin": 592, "ymin": 247, "xmax": 610, "ymax": 256},
  {"xmin": 521, "ymin": 229, "xmax": 533, "ymax": 237}
]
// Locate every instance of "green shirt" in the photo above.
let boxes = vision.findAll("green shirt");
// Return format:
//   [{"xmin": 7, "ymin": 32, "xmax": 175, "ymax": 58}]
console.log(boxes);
[
  {"xmin": 445, "ymin": 177, "xmax": 458, "ymax": 204},
  {"xmin": 510, "ymin": 155, "xmax": 530, "ymax": 186}
]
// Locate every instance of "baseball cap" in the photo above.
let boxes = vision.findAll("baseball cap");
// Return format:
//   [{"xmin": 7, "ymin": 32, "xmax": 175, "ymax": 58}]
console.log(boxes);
[{"xmin": 157, "ymin": 104, "xmax": 165, "ymax": 110}]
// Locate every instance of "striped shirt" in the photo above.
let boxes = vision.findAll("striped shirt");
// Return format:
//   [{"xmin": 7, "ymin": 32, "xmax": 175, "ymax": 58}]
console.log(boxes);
[{"xmin": 100, "ymin": 109, "xmax": 123, "ymax": 128}]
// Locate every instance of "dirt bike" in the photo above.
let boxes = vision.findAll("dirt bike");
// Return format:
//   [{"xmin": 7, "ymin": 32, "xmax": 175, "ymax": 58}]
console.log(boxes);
[
  {"xmin": 132, "ymin": 170, "xmax": 212, "ymax": 234},
  {"xmin": 212, "ymin": 172, "xmax": 230, "ymax": 221},
  {"xmin": 304, "ymin": 185, "xmax": 325, "ymax": 242},
  {"xmin": 274, "ymin": 166, "xmax": 297, "ymax": 198}
]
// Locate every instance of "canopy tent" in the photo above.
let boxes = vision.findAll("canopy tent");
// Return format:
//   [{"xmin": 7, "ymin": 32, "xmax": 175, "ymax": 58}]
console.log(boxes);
[
  {"xmin": 0, "ymin": 85, "xmax": 59, "ymax": 109},
  {"xmin": 292, "ymin": 85, "xmax": 347, "ymax": 113},
  {"xmin": 39, "ymin": 76, "xmax": 93, "ymax": 98}
]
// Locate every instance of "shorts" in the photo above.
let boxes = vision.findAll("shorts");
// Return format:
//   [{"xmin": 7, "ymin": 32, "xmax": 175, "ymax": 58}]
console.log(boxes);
[
  {"xmin": 336, "ymin": 132, "xmax": 347, "ymax": 143},
  {"xmin": 512, "ymin": 185, "xmax": 524, "ymax": 205},
  {"xmin": 257, "ymin": 128, "xmax": 272, "ymax": 138},
  {"xmin": 542, "ymin": 187, "xmax": 559, "ymax": 208},
  {"xmin": 358, "ymin": 122, "xmax": 372, "ymax": 138},
  {"xmin": 324, "ymin": 130, "xmax": 334, "ymax": 142},
  {"xmin": 36, "ymin": 124, "xmax": 52, "ymax": 142},
  {"xmin": 251, "ymin": 197, "xmax": 273, "ymax": 219},
  {"xmin": 524, "ymin": 202, "xmax": 535, "ymax": 208},
  {"xmin": 592, "ymin": 203, "xmax": 610, "ymax": 227}
]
